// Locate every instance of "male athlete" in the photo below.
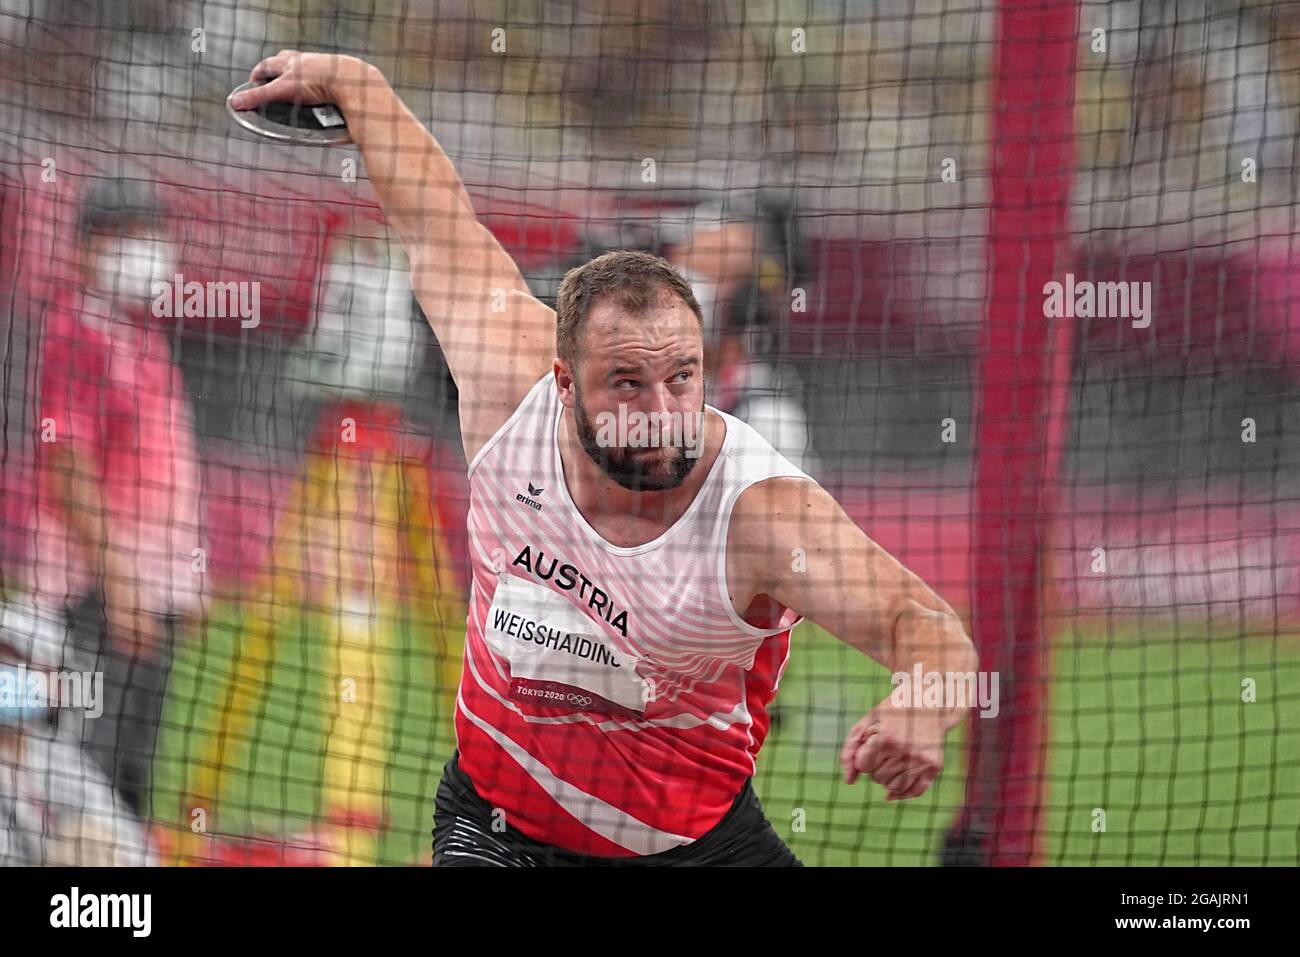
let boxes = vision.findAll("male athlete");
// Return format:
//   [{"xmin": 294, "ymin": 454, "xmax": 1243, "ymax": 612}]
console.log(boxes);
[{"xmin": 234, "ymin": 52, "xmax": 979, "ymax": 866}]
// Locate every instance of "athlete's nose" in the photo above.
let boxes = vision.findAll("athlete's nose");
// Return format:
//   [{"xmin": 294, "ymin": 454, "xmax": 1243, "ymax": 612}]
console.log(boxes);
[
  {"xmin": 638, "ymin": 385, "xmax": 678, "ymax": 443},
  {"xmin": 628, "ymin": 383, "xmax": 662, "ymax": 415}
]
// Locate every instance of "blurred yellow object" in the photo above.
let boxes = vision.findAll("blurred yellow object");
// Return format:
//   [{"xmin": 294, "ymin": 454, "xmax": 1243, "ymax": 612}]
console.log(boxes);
[{"xmin": 172, "ymin": 404, "xmax": 464, "ymax": 866}]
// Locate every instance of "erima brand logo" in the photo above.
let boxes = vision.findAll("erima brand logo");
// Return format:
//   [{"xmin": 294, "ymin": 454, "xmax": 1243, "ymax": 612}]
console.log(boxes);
[
  {"xmin": 50, "ymin": 887, "xmax": 151, "ymax": 937},
  {"xmin": 512, "ymin": 544, "xmax": 629, "ymax": 637},
  {"xmin": 515, "ymin": 481, "xmax": 544, "ymax": 511}
]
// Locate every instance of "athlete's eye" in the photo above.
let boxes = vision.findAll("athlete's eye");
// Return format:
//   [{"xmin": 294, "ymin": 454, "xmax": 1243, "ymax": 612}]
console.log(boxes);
[
  {"xmin": 671, "ymin": 370, "xmax": 693, "ymax": 383},
  {"xmin": 614, "ymin": 379, "xmax": 639, "ymax": 390}
]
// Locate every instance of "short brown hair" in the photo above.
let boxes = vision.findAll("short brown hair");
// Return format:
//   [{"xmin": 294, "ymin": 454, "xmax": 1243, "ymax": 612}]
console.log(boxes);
[{"xmin": 554, "ymin": 250, "xmax": 703, "ymax": 364}]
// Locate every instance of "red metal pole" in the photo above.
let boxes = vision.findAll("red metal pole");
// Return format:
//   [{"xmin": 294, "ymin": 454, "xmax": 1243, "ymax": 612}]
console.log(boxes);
[{"xmin": 945, "ymin": 0, "xmax": 1080, "ymax": 866}]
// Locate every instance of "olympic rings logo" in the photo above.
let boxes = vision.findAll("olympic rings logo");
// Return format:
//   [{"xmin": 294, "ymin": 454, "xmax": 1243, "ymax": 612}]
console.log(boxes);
[{"xmin": 566, "ymin": 693, "xmax": 593, "ymax": 707}]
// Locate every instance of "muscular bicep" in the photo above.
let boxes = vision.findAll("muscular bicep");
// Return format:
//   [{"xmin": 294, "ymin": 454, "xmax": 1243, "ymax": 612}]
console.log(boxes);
[
  {"xmin": 408, "ymin": 221, "xmax": 556, "ymax": 461},
  {"xmin": 729, "ymin": 478, "xmax": 957, "ymax": 666}
]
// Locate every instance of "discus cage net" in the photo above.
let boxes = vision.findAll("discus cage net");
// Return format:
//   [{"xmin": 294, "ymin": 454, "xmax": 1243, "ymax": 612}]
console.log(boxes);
[{"xmin": 0, "ymin": 0, "xmax": 1296, "ymax": 866}]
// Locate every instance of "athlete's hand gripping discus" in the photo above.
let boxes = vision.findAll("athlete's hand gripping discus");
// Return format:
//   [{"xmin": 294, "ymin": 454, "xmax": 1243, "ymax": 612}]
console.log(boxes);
[{"xmin": 226, "ymin": 78, "xmax": 352, "ymax": 146}]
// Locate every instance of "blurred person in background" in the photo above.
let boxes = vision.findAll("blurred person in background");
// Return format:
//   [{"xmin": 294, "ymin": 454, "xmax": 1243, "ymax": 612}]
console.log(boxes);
[
  {"xmin": 660, "ymin": 204, "xmax": 818, "ymax": 732},
  {"xmin": 659, "ymin": 202, "xmax": 819, "ymax": 478},
  {"xmin": 0, "ymin": 599, "xmax": 154, "ymax": 865},
  {"xmin": 29, "ymin": 178, "xmax": 204, "ymax": 819}
]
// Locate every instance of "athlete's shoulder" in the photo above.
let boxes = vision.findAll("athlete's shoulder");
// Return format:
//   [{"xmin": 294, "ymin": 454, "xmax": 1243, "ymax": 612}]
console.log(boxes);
[
  {"xmin": 721, "ymin": 471, "xmax": 837, "ymax": 603},
  {"xmin": 713, "ymin": 405, "xmax": 814, "ymax": 485},
  {"xmin": 726, "ymin": 469, "xmax": 841, "ymax": 554},
  {"xmin": 716, "ymin": 409, "xmax": 826, "ymax": 545}
]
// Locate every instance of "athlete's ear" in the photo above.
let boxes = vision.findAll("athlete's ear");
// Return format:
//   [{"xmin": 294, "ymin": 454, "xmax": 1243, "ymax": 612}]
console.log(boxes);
[{"xmin": 553, "ymin": 357, "xmax": 577, "ymax": 408}]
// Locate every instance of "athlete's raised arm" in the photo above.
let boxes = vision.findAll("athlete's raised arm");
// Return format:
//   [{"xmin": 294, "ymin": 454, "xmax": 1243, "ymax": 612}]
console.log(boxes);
[
  {"xmin": 728, "ymin": 476, "xmax": 979, "ymax": 801},
  {"xmin": 232, "ymin": 51, "xmax": 556, "ymax": 461}
]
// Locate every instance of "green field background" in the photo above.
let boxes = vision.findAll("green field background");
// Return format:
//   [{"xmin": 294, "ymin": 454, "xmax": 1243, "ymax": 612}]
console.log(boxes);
[{"xmin": 154, "ymin": 605, "xmax": 1300, "ymax": 865}]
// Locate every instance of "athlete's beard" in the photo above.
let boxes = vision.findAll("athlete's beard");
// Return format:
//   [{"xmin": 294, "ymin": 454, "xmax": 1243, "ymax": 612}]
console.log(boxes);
[{"xmin": 573, "ymin": 387, "xmax": 702, "ymax": 493}]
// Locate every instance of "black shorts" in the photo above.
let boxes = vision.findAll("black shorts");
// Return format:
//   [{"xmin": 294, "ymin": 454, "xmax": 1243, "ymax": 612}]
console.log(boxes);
[{"xmin": 432, "ymin": 751, "xmax": 803, "ymax": 867}]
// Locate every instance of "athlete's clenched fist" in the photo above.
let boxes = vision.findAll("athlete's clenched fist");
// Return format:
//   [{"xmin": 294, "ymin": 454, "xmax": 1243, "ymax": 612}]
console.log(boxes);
[
  {"xmin": 840, "ymin": 700, "xmax": 950, "ymax": 801},
  {"xmin": 231, "ymin": 50, "xmax": 361, "ymax": 111}
]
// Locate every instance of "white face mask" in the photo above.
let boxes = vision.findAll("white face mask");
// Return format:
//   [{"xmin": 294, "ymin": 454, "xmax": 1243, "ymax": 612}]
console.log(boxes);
[{"xmin": 94, "ymin": 237, "xmax": 175, "ymax": 304}]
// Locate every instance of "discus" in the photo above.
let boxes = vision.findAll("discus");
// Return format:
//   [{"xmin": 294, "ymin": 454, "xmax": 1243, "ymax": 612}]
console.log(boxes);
[{"xmin": 226, "ymin": 79, "xmax": 352, "ymax": 146}]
